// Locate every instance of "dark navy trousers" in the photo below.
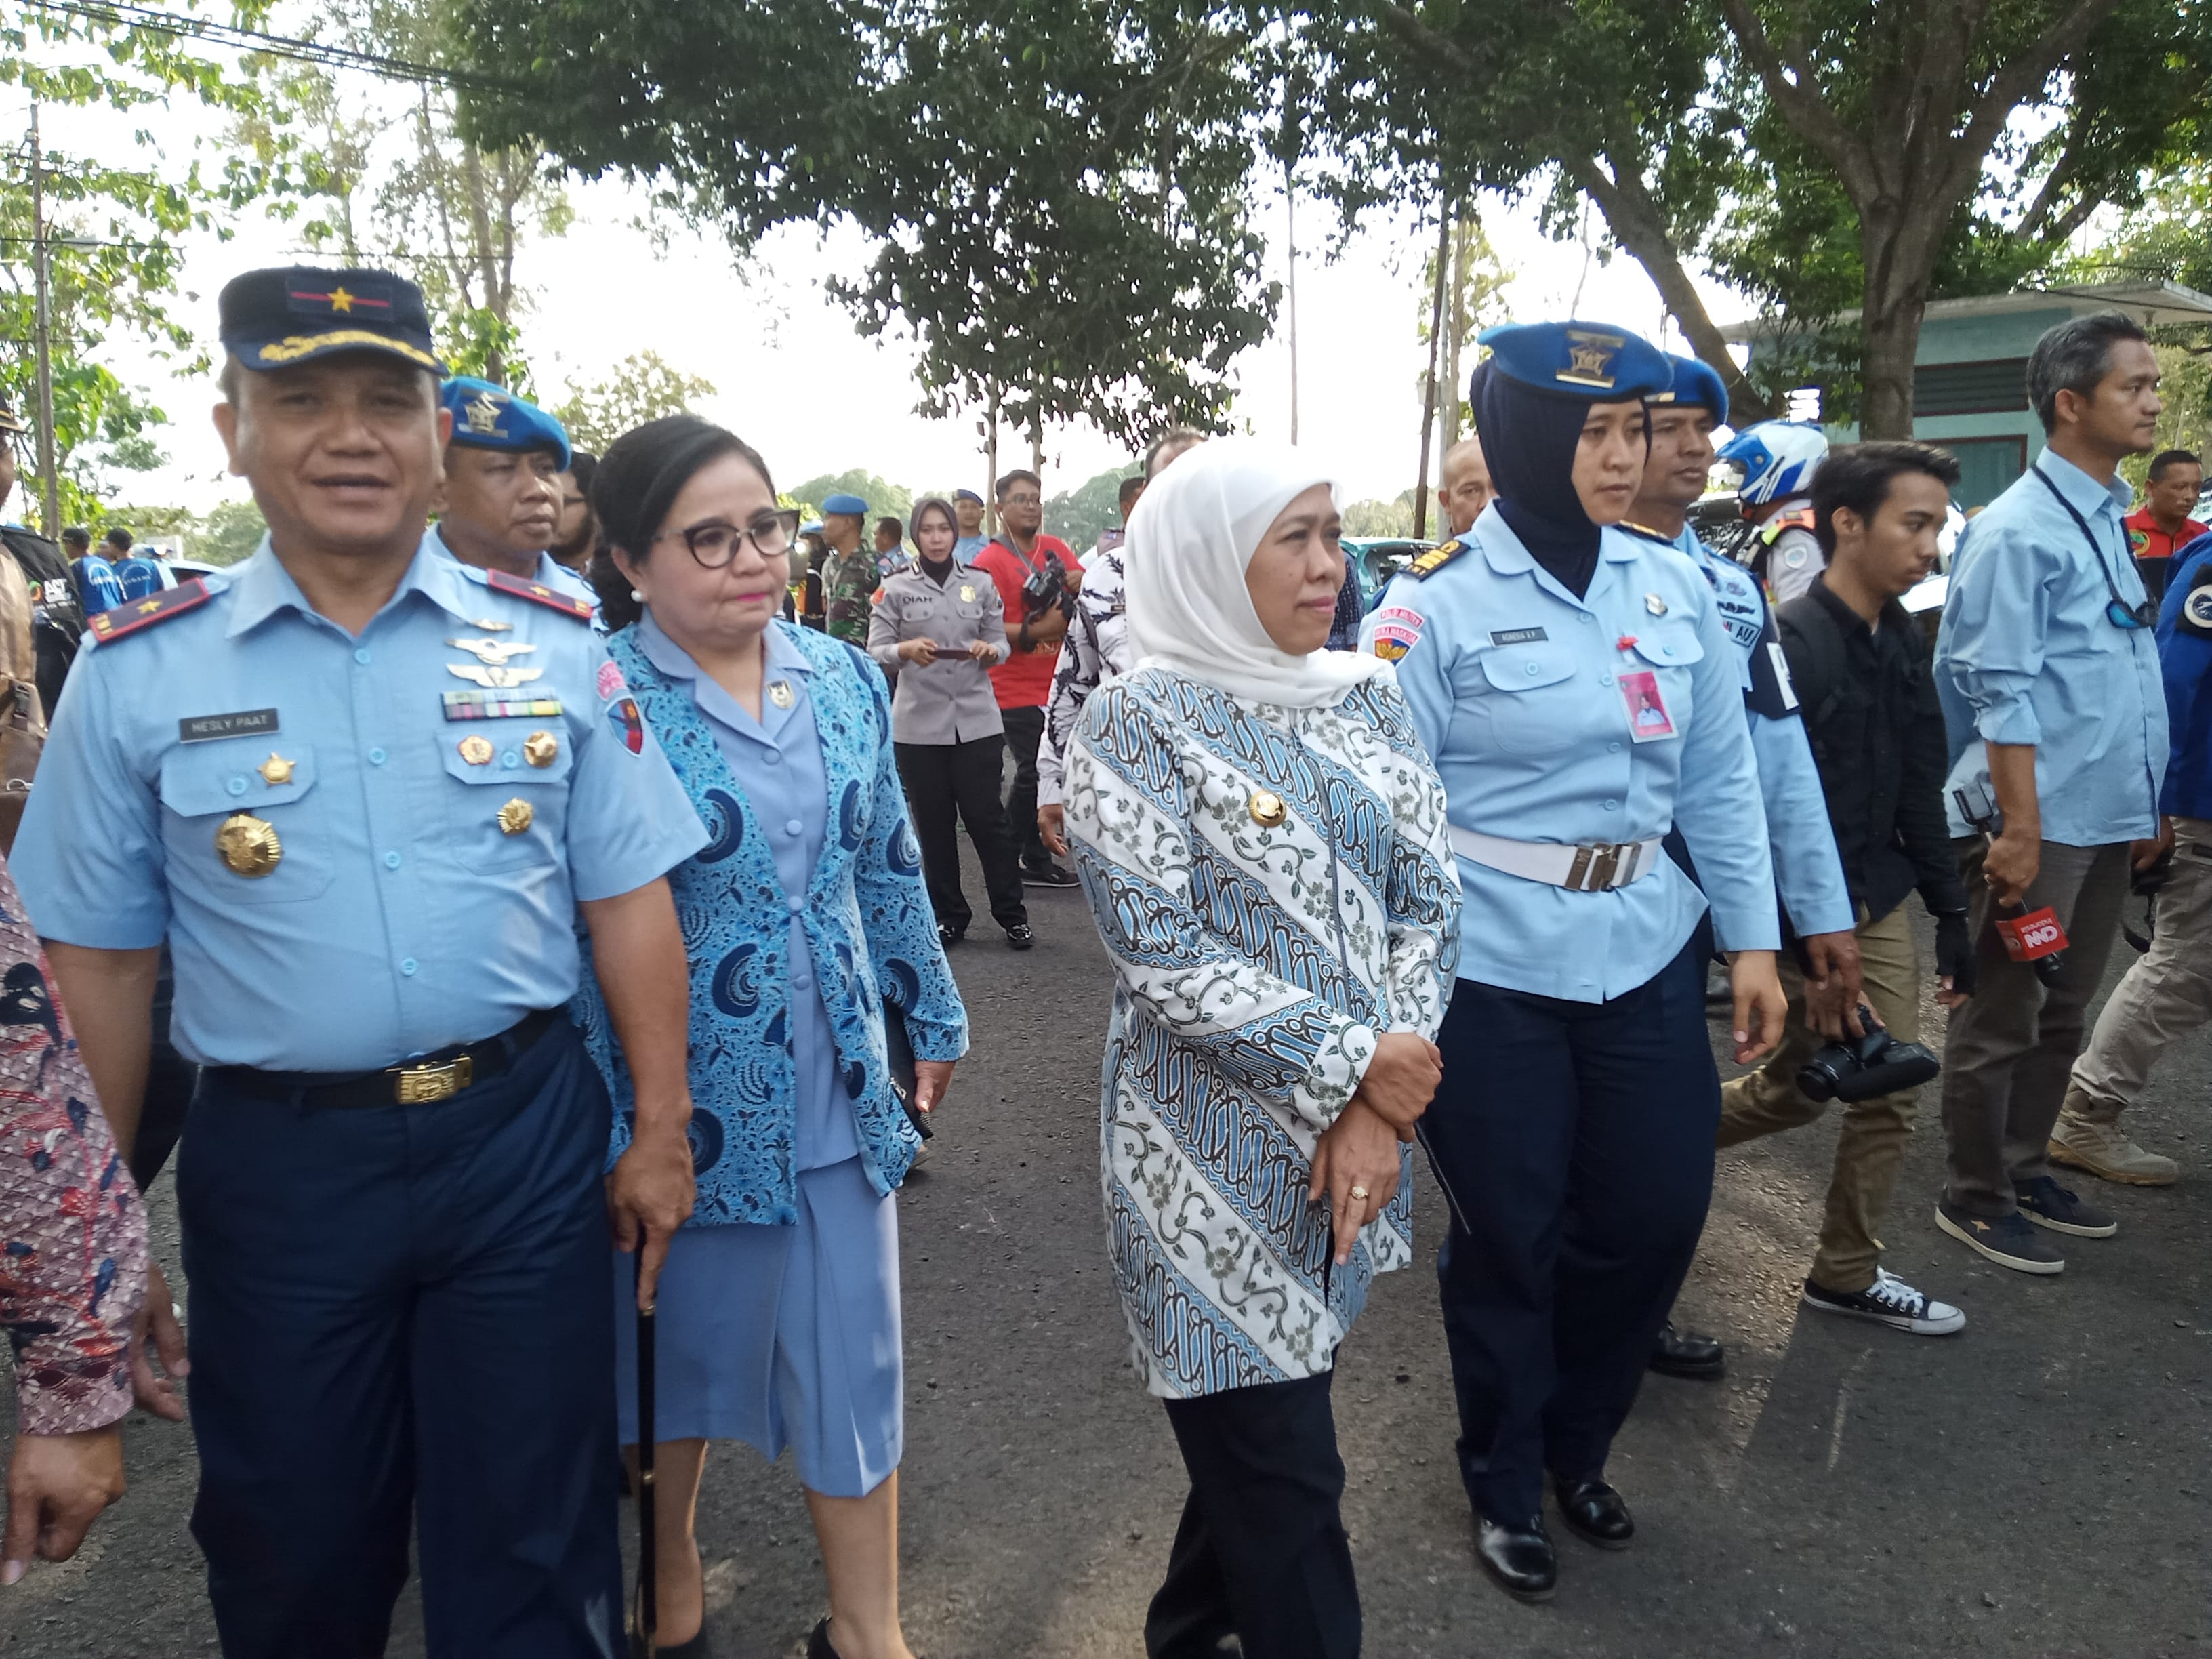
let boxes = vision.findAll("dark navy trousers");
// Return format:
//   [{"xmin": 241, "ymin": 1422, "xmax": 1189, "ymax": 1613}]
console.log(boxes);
[
  {"xmin": 1420, "ymin": 937, "xmax": 1721, "ymax": 1524},
  {"xmin": 177, "ymin": 1019, "xmax": 623, "ymax": 1659}
]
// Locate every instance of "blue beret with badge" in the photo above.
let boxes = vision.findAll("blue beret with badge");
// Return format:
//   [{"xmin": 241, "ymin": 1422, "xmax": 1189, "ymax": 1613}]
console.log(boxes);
[
  {"xmin": 218, "ymin": 265, "xmax": 447, "ymax": 376},
  {"xmin": 1471, "ymin": 319, "xmax": 1674, "ymax": 403},
  {"xmin": 439, "ymin": 377, "xmax": 571, "ymax": 472},
  {"xmin": 1651, "ymin": 354, "xmax": 1729, "ymax": 426},
  {"xmin": 821, "ymin": 493, "xmax": 869, "ymax": 516}
]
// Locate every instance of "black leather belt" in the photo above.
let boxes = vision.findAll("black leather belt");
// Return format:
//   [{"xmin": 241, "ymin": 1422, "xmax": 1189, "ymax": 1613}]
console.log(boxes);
[{"xmin": 209, "ymin": 1008, "xmax": 564, "ymax": 1109}]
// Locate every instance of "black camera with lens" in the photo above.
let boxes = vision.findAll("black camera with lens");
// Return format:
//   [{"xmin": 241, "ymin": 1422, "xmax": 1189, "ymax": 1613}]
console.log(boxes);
[
  {"xmin": 1019, "ymin": 552, "xmax": 1070, "ymax": 621},
  {"xmin": 1795, "ymin": 1005, "xmax": 1940, "ymax": 1103}
]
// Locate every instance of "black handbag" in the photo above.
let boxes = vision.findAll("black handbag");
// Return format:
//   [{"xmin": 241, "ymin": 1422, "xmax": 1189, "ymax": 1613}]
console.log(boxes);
[{"xmin": 882, "ymin": 996, "xmax": 930, "ymax": 1143}]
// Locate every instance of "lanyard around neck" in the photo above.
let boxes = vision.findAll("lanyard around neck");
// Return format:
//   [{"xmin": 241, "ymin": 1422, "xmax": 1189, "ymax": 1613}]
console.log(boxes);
[{"xmin": 2031, "ymin": 464, "xmax": 2152, "ymax": 628}]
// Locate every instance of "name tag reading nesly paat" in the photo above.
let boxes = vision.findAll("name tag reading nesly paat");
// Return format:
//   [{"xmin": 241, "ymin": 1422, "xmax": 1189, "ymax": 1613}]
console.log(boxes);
[{"xmin": 179, "ymin": 708, "xmax": 279, "ymax": 743}]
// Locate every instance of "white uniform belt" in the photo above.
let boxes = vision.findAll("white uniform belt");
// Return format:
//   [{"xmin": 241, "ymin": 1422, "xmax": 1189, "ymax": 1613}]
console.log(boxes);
[{"xmin": 1448, "ymin": 825, "xmax": 1666, "ymax": 892}]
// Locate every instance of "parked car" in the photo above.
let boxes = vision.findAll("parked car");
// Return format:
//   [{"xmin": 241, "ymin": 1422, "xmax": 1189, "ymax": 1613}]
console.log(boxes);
[{"xmin": 1345, "ymin": 537, "xmax": 1436, "ymax": 610}]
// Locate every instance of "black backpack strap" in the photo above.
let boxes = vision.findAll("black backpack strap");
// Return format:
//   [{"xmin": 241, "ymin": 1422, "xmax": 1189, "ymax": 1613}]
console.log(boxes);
[{"xmin": 1776, "ymin": 592, "xmax": 1847, "ymax": 736}]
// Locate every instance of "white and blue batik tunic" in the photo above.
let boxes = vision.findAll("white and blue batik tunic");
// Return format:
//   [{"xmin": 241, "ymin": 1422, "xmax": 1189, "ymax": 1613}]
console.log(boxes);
[{"xmin": 1065, "ymin": 665, "xmax": 1460, "ymax": 1398}]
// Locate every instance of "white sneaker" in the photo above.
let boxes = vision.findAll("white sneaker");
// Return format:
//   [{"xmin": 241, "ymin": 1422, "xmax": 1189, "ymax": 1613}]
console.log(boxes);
[
  {"xmin": 2048, "ymin": 1114, "xmax": 2178, "ymax": 1186},
  {"xmin": 1800, "ymin": 1268, "xmax": 1966, "ymax": 1336}
]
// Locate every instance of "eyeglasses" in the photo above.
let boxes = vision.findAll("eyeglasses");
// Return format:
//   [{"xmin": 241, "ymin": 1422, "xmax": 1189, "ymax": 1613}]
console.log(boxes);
[
  {"xmin": 660, "ymin": 510, "xmax": 796, "ymax": 569},
  {"xmin": 1000, "ymin": 493, "xmax": 1041, "ymax": 508}
]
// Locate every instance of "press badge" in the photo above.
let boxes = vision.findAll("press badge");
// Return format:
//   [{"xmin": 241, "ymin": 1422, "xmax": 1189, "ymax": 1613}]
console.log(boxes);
[{"xmin": 1619, "ymin": 670, "xmax": 1676, "ymax": 742}]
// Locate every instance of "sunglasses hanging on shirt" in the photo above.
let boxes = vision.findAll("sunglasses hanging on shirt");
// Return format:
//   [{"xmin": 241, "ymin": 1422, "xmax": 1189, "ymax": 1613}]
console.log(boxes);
[{"xmin": 2032, "ymin": 466, "xmax": 2155, "ymax": 630}]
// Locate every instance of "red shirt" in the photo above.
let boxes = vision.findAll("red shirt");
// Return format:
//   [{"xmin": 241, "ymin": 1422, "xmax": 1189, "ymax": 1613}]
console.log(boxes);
[
  {"xmin": 973, "ymin": 534, "xmax": 1084, "ymax": 710},
  {"xmin": 2125, "ymin": 508, "xmax": 2209, "ymax": 600}
]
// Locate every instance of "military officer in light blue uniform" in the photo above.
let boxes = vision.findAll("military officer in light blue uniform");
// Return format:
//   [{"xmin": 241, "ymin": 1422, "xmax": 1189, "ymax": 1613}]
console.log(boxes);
[
  {"xmin": 1364, "ymin": 320, "xmax": 1786, "ymax": 1605},
  {"xmin": 12, "ymin": 266, "xmax": 708, "ymax": 1658},
  {"xmin": 434, "ymin": 373, "xmax": 602, "ymax": 620},
  {"xmin": 1620, "ymin": 353, "xmax": 1862, "ymax": 1380}
]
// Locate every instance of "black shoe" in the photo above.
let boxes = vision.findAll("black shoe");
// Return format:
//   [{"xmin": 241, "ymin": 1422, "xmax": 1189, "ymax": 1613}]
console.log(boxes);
[
  {"xmin": 806, "ymin": 1619, "xmax": 843, "ymax": 1659},
  {"xmin": 1647, "ymin": 1319, "xmax": 1725, "ymax": 1380},
  {"xmin": 1935, "ymin": 1197, "xmax": 2064, "ymax": 1274},
  {"xmin": 1553, "ymin": 1477, "xmax": 1634, "ymax": 1550},
  {"xmin": 937, "ymin": 923, "xmax": 964, "ymax": 949},
  {"xmin": 1476, "ymin": 1516, "xmax": 1556, "ymax": 1602},
  {"xmin": 1005, "ymin": 923, "xmax": 1036, "ymax": 950},
  {"xmin": 2015, "ymin": 1174, "xmax": 2118, "ymax": 1237},
  {"xmin": 1023, "ymin": 863, "xmax": 1080, "ymax": 888}
]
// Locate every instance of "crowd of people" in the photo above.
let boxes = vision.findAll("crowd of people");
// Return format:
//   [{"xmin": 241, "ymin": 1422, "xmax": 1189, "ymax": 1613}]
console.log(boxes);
[{"xmin": 0, "ymin": 260, "xmax": 2203, "ymax": 1659}]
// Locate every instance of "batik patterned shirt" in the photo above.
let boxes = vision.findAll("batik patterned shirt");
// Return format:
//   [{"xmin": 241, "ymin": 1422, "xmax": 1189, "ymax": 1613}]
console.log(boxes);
[{"xmin": 1065, "ymin": 667, "xmax": 1460, "ymax": 1397}]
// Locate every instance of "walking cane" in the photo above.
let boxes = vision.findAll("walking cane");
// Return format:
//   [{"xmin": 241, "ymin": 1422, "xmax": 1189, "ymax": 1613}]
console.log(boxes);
[{"xmin": 635, "ymin": 1250, "xmax": 658, "ymax": 1659}]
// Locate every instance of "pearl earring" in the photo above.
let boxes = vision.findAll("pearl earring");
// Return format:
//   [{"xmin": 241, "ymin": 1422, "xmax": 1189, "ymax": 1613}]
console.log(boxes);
[{"xmin": 630, "ymin": 588, "xmax": 645, "ymax": 602}]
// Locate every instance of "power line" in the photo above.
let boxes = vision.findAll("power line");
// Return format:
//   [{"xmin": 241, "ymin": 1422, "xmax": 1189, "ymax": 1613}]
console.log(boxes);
[{"xmin": 24, "ymin": 0, "xmax": 518, "ymax": 94}]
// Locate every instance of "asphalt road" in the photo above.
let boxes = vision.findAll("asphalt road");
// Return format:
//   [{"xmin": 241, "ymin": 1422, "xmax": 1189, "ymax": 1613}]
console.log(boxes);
[{"xmin": 3, "ymin": 868, "xmax": 2207, "ymax": 1658}]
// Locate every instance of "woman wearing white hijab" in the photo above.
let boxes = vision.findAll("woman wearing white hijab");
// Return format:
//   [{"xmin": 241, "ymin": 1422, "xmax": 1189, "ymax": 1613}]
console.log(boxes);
[{"xmin": 1064, "ymin": 440, "xmax": 1462, "ymax": 1658}]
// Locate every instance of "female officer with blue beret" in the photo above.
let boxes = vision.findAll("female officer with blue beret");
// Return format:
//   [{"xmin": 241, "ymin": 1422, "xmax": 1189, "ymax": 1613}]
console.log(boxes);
[{"xmin": 1366, "ymin": 320, "xmax": 1786, "ymax": 1603}]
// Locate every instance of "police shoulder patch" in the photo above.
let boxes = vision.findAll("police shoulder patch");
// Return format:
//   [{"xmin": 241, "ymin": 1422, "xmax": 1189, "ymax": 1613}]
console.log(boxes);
[
  {"xmin": 1406, "ymin": 540, "xmax": 1470, "ymax": 580},
  {"xmin": 2182, "ymin": 579, "xmax": 2212, "ymax": 638},
  {"xmin": 484, "ymin": 567, "xmax": 594, "ymax": 622},
  {"xmin": 85, "ymin": 577, "xmax": 215, "ymax": 644}
]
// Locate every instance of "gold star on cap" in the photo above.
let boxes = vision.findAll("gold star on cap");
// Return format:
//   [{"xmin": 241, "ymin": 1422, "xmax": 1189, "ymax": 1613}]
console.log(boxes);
[
  {"xmin": 328, "ymin": 285, "xmax": 356, "ymax": 314},
  {"xmin": 258, "ymin": 752, "xmax": 295, "ymax": 785}
]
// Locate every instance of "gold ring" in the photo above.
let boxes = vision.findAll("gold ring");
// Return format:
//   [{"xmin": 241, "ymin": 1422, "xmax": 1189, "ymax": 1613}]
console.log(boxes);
[{"xmin": 1349, "ymin": 1185, "xmax": 1370, "ymax": 1202}]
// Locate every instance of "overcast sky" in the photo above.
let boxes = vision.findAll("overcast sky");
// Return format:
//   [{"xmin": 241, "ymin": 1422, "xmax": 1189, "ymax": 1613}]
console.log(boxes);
[{"xmin": 8, "ymin": 37, "xmax": 1754, "ymax": 518}]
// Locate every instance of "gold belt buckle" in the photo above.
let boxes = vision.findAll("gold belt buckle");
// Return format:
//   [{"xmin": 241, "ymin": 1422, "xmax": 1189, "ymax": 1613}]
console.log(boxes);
[{"xmin": 391, "ymin": 1054, "xmax": 474, "ymax": 1104}]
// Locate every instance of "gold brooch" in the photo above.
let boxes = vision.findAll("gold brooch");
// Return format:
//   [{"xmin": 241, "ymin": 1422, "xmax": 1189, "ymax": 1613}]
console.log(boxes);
[
  {"xmin": 257, "ymin": 752, "xmax": 295, "ymax": 785},
  {"xmin": 767, "ymin": 680, "xmax": 796, "ymax": 710},
  {"xmin": 1248, "ymin": 790, "xmax": 1288, "ymax": 828},
  {"xmin": 497, "ymin": 798, "xmax": 535, "ymax": 835},
  {"xmin": 457, "ymin": 735, "xmax": 495, "ymax": 766},
  {"xmin": 959, "ymin": 583, "xmax": 977, "ymax": 602},
  {"xmin": 523, "ymin": 730, "xmax": 560, "ymax": 767},
  {"xmin": 215, "ymin": 812, "xmax": 283, "ymax": 877},
  {"xmin": 1644, "ymin": 592, "xmax": 1668, "ymax": 616}
]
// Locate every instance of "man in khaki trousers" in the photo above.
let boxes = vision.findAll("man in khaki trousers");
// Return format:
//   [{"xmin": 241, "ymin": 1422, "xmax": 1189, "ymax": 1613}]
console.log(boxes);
[{"xmin": 1722, "ymin": 443, "xmax": 1980, "ymax": 1336}]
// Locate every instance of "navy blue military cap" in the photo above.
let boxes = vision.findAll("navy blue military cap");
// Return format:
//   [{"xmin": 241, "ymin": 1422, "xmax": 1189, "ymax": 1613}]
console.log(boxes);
[
  {"xmin": 821, "ymin": 492, "xmax": 869, "ymax": 516},
  {"xmin": 439, "ymin": 377, "xmax": 572, "ymax": 471},
  {"xmin": 1472, "ymin": 319, "xmax": 1673, "ymax": 402},
  {"xmin": 954, "ymin": 488, "xmax": 983, "ymax": 506},
  {"xmin": 1651, "ymin": 354, "xmax": 1729, "ymax": 426},
  {"xmin": 218, "ymin": 266, "xmax": 447, "ymax": 376}
]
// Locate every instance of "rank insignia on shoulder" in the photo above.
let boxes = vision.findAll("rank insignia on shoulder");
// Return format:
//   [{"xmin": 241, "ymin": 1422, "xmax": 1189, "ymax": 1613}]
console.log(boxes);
[
  {"xmin": 1406, "ymin": 541, "xmax": 1470, "ymax": 580},
  {"xmin": 87, "ymin": 578, "xmax": 213, "ymax": 644},
  {"xmin": 485, "ymin": 568, "xmax": 594, "ymax": 621},
  {"xmin": 2182, "ymin": 583, "xmax": 2212, "ymax": 638}
]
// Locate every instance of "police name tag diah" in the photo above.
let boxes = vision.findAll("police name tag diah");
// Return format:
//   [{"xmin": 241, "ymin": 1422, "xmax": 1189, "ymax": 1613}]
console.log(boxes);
[{"xmin": 179, "ymin": 708, "xmax": 279, "ymax": 743}]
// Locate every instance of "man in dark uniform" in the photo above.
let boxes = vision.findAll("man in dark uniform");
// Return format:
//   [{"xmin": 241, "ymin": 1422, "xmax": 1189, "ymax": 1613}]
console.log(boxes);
[
  {"xmin": 0, "ymin": 400, "xmax": 89, "ymax": 722},
  {"xmin": 12, "ymin": 267, "xmax": 708, "ymax": 1658}
]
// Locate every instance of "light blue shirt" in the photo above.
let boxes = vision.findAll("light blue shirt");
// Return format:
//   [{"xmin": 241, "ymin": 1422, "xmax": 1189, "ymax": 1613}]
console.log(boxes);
[
  {"xmin": 428, "ymin": 529, "xmax": 603, "ymax": 630},
  {"xmin": 952, "ymin": 533, "xmax": 987, "ymax": 562},
  {"xmin": 12, "ymin": 533, "xmax": 707, "ymax": 1070},
  {"xmin": 1936, "ymin": 451, "xmax": 2169, "ymax": 843},
  {"xmin": 1667, "ymin": 525, "xmax": 1855, "ymax": 937},
  {"xmin": 634, "ymin": 611, "xmax": 861, "ymax": 1170},
  {"xmin": 1370, "ymin": 505, "xmax": 1778, "ymax": 1002}
]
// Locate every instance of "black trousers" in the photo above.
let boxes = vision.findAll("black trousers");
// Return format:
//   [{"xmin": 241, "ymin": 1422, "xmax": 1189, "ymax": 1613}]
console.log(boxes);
[
  {"xmin": 896, "ymin": 737, "xmax": 1028, "ymax": 933},
  {"xmin": 179, "ymin": 1021, "xmax": 623, "ymax": 1658},
  {"xmin": 1148, "ymin": 1371, "xmax": 1360, "ymax": 1659},
  {"xmin": 1419, "ymin": 937, "xmax": 1720, "ymax": 1523},
  {"xmin": 1000, "ymin": 703, "xmax": 1051, "ymax": 870}
]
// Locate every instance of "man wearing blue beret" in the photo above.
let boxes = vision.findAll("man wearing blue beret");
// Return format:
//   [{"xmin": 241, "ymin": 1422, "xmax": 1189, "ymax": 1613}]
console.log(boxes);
[
  {"xmin": 819, "ymin": 490, "xmax": 879, "ymax": 646},
  {"xmin": 433, "ymin": 376, "xmax": 599, "ymax": 617}
]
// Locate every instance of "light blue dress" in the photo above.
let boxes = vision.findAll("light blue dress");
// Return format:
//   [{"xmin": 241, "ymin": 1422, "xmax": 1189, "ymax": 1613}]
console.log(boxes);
[{"xmin": 609, "ymin": 614, "xmax": 901, "ymax": 1497}]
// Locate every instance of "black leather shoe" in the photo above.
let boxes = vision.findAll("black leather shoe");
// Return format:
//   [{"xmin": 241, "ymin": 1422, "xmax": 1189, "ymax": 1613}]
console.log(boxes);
[
  {"xmin": 1648, "ymin": 1319, "xmax": 1725, "ymax": 1380},
  {"xmin": 806, "ymin": 1619, "xmax": 842, "ymax": 1659},
  {"xmin": 1005, "ymin": 924, "xmax": 1036, "ymax": 950},
  {"xmin": 1476, "ymin": 1516, "xmax": 1556, "ymax": 1602},
  {"xmin": 937, "ymin": 924, "xmax": 964, "ymax": 949},
  {"xmin": 1554, "ymin": 1476, "xmax": 1634, "ymax": 1550}
]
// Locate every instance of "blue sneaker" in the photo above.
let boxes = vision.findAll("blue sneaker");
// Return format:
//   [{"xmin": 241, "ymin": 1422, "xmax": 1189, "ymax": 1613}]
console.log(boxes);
[
  {"xmin": 2016, "ymin": 1175, "xmax": 2118, "ymax": 1238},
  {"xmin": 1936, "ymin": 1198, "xmax": 2064, "ymax": 1275}
]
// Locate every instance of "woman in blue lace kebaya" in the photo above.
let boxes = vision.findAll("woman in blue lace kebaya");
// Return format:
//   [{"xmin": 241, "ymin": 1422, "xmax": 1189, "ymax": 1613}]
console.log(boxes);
[
  {"xmin": 1064, "ymin": 439, "xmax": 1462, "ymax": 1659},
  {"xmin": 577, "ymin": 417, "xmax": 966, "ymax": 1659}
]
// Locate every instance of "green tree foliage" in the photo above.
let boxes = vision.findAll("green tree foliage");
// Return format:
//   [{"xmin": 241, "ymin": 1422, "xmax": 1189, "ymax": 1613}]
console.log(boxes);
[
  {"xmin": 1044, "ymin": 465, "xmax": 1141, "ymax": 552},
  {"xmin": 550, "ymin": 351, "xmax": 716, "ymax": 454},
  {"xmin": 1, "ymin": 2, "xmax": 269, "ymax": 530},
  {"xmin": 787, "ymin": 470, "xmax": 914, "ymax": 529},
  {"xmin": 1307, "ymin": 0, "xmax": 2209, "ymax": 436},
  {"xmin": 98, "ymin": 495, "xmax": 268, "ymax": 564},
  {"xmin": 1341, "ymin": 491, "xmax": 1418, "ymax": 538},
  {"xmin": 455, "ymin": 0, "xmax": 1277, "ymax": 444}
]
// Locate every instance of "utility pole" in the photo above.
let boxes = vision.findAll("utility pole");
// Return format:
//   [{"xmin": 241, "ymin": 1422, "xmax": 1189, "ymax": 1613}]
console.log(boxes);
[
  {"xmin": 1286, "ymin": 159, "xmax": 1300, "ymax": 446},
  {"xmin": 1412, "ymin": 200, "xmax": 1451, "ymax": 541},
  {"xmin": 984, "ymin": 387, "xmax": 1000, "ymax": 536},
  {"xmin": 29, "ymin": 102, "xmax": 61, "ymax": 538},
  {"xmin": 1442, "ymin": 217, "xmax": 1468, "ymax": 451}
]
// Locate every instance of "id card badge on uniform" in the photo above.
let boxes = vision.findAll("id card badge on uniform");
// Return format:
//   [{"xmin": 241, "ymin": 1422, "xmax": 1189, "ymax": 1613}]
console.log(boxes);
[{"xmin": 1619, "ymin": 670, "xmax": 1676, "ymax": 741}]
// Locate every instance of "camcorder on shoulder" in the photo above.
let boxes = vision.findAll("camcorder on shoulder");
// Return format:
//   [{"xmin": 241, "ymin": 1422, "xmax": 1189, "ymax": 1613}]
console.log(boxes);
[{"xmin": 1795, "ymin": 1005, "xmax": 1940, "ymax": 1104}]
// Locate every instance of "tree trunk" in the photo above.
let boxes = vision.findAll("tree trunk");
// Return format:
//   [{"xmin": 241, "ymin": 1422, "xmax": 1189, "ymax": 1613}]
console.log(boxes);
[
  {"xmin": 1856, "ymin": 204, "xmax": 1930, "ymax": 440},
  {"xmin": 1442, "ymin": 217, "xmax": 1467, "ymax": 449}
]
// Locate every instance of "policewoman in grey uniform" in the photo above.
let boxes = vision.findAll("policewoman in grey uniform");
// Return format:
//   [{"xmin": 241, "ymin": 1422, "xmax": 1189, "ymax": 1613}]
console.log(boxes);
[
  {"xmin": 867, "ymin": 495, "xmax": 1032, "ymax": 947},
  {"xmin": 11, "ymin": 266, "xmax": 708, "ymax": 1658},
  {"xmin": 1368, "ymin": 321, "xmax": 1786, "ymax": 1605}
]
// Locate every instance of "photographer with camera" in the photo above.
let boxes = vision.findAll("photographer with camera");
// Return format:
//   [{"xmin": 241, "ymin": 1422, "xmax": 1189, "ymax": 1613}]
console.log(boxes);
[
  {"xmin": 1720, "ymin": 441, "xmax": 1977, "ymax": 1336},
  {"xmin": 973, "ymin": 468, "xmax": 1084, "ymax": 885}
]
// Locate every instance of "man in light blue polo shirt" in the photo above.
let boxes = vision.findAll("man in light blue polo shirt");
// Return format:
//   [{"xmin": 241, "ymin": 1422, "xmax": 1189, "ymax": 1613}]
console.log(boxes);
[{"xmin": 1931, "ymin": 310, "xmax": 2169, "ymax": 1275}]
